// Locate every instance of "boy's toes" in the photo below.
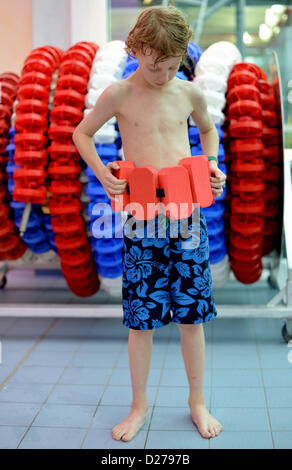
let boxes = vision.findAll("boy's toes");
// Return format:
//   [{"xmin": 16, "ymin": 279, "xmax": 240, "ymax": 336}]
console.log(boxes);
[{"xmin": 208, "ymin": 426, "xmax": 216, "ymax": 437}]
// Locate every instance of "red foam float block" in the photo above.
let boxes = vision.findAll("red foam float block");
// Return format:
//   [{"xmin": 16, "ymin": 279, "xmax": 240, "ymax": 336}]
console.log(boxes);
[
  {"xmin": 48, "ymin": 124, "xmax": 75, "ymax": 142},
  {"xmin": 111, "ymin": 156, "xmax": 213, "ymax": 220},
  {"xmin": 50, "ymin": 105, "xmax": 83, "ymax": 125},
  {"xmin": 110, "ymin": 160, "xmax": 134, "ymax": 213},
  {"xmin": 263, "ymin": 184, "xmax": 279, "ymax": 201},
  {"xmin": 231, "ymin": 197, "xmax": 265, "ymax": 215},
  {"xmin": 53, "ymin": 89, "xmax": 85, "ymax": 109},
  {"xmin": 227, "ymin": 70, "xmax": 257, "ymax": 89},
  {"xmin": 262, "ymin": 126, "xmax": 279, "ymax": 145},
  {"xmin": 229, "ymin": 139, "xmax": 264, "ymax": 158},
  {"xmin": 62, "ymin": 49, "xmax": 93, "ymax": 67},
  {"xmin": 230, "ymin": 214, "xmax": 264, "ymax": 236},
  {"xmin": 263, "ymin": 162, "xmax": 279, "ymax": 183},
  {"xmin": 226, "ymin": 84, "xmax": 260, "ymax": 106},
  {"xmin": 229, "ymin": 233, "xmax": 263, "ymax": 250},
  {"xmin": 129, "ymin": 166, "xmax": 160, "ymax": 220},
  {"xmin": 17, "ymin": 84, "xmax": 49, "ymax": 101},
  {"xmin": 228, "ymin": 100, "xmax": 262, "ymax": 119},
  {"xmin": 158, "ymin": 164, "xmax": 193, "ymax": 219},
  {"xmin": 232, "ymin": 265, "xmax": 262, "ymax": 284},
  {"xmin": 0, "ymin": 235, "xmax": 20, "ymax": 253},
  {"xmin": 16, "ymin": 99, "xmax": 48, "ymax": 115},
  {"xmin": 14, "ymin": 149, "xmax": 47, "ymax": 166},
  {"xmin": 13, "ymin": 167, "xmax": 46, "ymax": 183},
  {"xmin": 19, "ymin": 71, "xmax": 51, "ymax": 87},
  {"xmin": 0, "ymin": 104, "xmax": 11, "ymax": 119},
  {"xmin": 0, "ymin": 92, "xmax": 13, "ymax": 108},
  {"xmin": 15, "ymin": 113, "xmax": 47, "ymax": 132},
  {"xmin": 231, "ymin": 158, "xmax": 265, "ymax": 175},
  {"xmin": 262, "ymin": 110, "xmax": 277, "ymax": 127},
  {"xmin": 56, "ymin": 74, "xmax": 88, "ymax": 93},
  {"xmin": 54, "ymin": 232, "xmax": 88, "ymax": 250},
  {"xmin": 14, "ymin": 132, "xmax": 47, "ymax": 150},
  {"xmin": 180, "ymin": 155, "xmax": 214, "ymax": 208},
  {"xmin": 258, "ymin": 79, "xmax": 274, "ymax": 95},
  {"xmin": 230, "ymin": 62, "xmax": 260, "ymax": 78},
  {"xmin": 13, "ymin": 186, "xmax": 46, "ymax": 204},
  {"xmin": 58, "ymin": 59, "xmax": 91, "ymax": 77},
  {"xmin": 229, "ymin": 119, "xmax": 263, "ymax": 139},
  {"xmin": 260, "ymin": 93, "xmax": 276, "ymax": 110},
  {"xmin": 22, "ymin": 58, "xmax": 54, "ymax": 75}
]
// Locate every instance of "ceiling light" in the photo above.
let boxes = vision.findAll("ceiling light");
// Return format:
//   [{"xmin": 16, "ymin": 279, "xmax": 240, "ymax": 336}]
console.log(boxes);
[
  {"xmin": 265, "ymin": 7, "xmax": 279, "ymax": 27},
  {"xmin": 243, "ymin": 32, "xmax": 253, "ymax": 45},
  {"xmin": 259, "ymin": 23, "xmax": 273, "ymax": 41},
  {"xmin": 271, "ymin": 4, "xmax": 285, "ymax": 15}
]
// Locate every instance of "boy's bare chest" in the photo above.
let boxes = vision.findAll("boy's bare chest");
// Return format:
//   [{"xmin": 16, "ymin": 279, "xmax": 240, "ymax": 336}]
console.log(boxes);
[{"xmin": 117, "ymin": 90, "xmax": 192, "ymax": 133}]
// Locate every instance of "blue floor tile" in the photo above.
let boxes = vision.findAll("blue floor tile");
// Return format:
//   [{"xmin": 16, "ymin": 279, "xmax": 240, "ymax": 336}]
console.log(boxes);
[
  {"xmin": 46, "ymin": 384, "xmax": 105, "ymax": 405},
  {"xmin": 211, "ymin": 387, "xmax": 266, "ymax": 408},
  {"xmin": 32, "ymin": 403, "xmax": 96, "ymax": 428},
  {"xmin": 9, "ymin": 366, "xmax": 64, "ymax": 384},
  {"xmin": 272, "ymin": 431, "xmax": 292, "ymax": 449},
  {"xmin": 145, "ymin": 430, "xmax": 209, "ymax": 449},
  {"xmin": 210, "ymin": 407, "xmax": 270, "ymax": 431},
  {"xmin": 0, "ymin": 426, "xmax": 27, "ymax": 449},
  {"xmin": 59, "ymin": 367, "xmax": 111, "ymax": 385},
  {"xmin": 0, "ymin": 382, "xmax": 54, "ymax": 403},
  {"xmin": 18, "ymin": 426, "xmax": 87, "ymax": 449},
  {"xmin": 262, "ymin": 369, "xmax": 292, "ymax": 387},
  {"xmin": 269, "ymin": 408, "xmax": 292, "ymax": 431},
  {"xmin": 150, "ymin": 406, "xmax": 195, "ymax": 431},
  {"xmin": 69, "ymin": 352, "xmax": 120, "ymax": 368},
  {"xmin": 212, "ymin": 368, "xmax": 262, "ymax": 387},
  {"xmin": 209, "ymin": 431, "xmax": 273, "ymax": 449},
  {"xmin": 265, "ymin": 387, "xmax": 292, "ymax": 408},
  {"xmin": 0, "ymin": 402, "xmax": 40, "ymax": 426}
]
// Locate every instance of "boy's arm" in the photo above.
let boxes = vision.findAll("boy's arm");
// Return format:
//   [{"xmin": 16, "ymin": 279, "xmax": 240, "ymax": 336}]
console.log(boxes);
[
  {"xmin": 72, "ymin": 83, "xmax": 122, "ymax": 181},
  {"xmin": 188, "ymin": 82, "xmax": 226, "ymax": 197},
  {"xmin": 188, "ymin": 82, "xmax": 219, "ymax": 170}
]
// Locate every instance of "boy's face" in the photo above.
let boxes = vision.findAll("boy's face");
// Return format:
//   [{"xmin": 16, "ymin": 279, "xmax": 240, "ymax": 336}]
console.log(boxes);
[{"xmin": 134, "ymin": 47, "xmax": 182, "ymax": 89}]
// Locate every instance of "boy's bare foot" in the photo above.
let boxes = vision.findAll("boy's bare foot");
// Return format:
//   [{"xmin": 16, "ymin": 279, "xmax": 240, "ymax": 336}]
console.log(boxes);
[
  {"xmin": 188, "ymin": 399, "xmax": 223, "ymax": 439},
  {"xmin": 112, "ymin": 405, "xmax": 149, "ymax": 442}
]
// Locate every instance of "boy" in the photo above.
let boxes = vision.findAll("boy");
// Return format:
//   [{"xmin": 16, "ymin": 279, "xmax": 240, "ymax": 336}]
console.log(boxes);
[{"xmin": 73, "ymin": 5, "xmax": 226, "ymax": 442}]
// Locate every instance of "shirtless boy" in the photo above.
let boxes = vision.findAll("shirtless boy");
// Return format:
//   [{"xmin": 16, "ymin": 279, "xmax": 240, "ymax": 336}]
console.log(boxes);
[{"xmin": 73, "ymin": 5, "xmax": 226, "ymax": 443}]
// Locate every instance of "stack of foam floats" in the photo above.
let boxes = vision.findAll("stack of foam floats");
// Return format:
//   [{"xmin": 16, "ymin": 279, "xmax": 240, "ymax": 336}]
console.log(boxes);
[
  {"xmin": 0, "ymin": 72, "xmax": 27, "ymax": 260},
  {"xmin": 83, "ymin": 41, "xmax": 128, "ymax": 295},
  {"xmin": 224, "ymin": 62, "xmax": 280, "ymax": 284},
  {"xmin": 47, "ymin": 41, "xmax": 101, "ymax": 297},
  {"xmin": 191, "ymin": 41, "xmax": 242, "ymax": 287},
  {"xmin": 12, "ymin": 46, "xmax": 64, "ymax": 254}
]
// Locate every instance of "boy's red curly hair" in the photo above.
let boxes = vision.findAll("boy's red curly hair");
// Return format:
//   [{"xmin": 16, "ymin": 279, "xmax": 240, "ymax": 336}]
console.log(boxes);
[{"xmin": 125, "ymin": 5, "xmax": 193, "ymax": 66}]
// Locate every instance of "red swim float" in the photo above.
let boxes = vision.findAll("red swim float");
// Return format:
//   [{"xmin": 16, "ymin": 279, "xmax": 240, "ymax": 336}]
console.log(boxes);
[{"xmin": 111, "ymin": 155, "xmax": 214, "ymax": 220}]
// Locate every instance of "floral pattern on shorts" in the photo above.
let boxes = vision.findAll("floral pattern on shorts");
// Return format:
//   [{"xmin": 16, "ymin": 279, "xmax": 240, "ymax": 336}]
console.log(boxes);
[{"xmin": 122, "ymin": 208, "xmax": 217, "ymax": 330}]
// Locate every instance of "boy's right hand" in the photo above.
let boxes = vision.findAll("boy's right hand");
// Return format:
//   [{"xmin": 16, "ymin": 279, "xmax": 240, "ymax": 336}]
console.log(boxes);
[{"xmin": 100, "ymin": 161, "xmax": 127, "ymax": 202}]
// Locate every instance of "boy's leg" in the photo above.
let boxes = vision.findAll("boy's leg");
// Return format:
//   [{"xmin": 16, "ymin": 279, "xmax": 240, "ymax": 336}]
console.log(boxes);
[
  {"xmin": 112, "ymin": 328, "xmax": 154, "ymax": 442},
  {"xmin": 178, "ymin": 323, "xmax": 222, "ymax": 438}
]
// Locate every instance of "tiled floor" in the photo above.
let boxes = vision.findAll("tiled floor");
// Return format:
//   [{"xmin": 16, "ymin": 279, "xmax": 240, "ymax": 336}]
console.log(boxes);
[{"xmin": 0, "ymin": 313, "xmax": 291, "ymax": 449}]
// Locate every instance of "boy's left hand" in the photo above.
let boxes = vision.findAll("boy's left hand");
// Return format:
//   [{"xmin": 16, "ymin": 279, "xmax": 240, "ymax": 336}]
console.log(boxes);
[{"xmin": 209, "ymin": 163, "xmax": 226, "ymax": 197}]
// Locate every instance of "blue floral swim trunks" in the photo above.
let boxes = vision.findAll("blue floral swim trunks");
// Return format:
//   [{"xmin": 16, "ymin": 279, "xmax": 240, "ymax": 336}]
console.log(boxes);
[{"xmin": 122, "ymin": 207, "xmax": 217, "ymax": 330}]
